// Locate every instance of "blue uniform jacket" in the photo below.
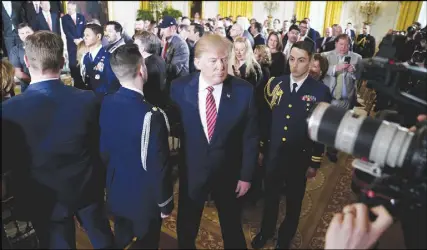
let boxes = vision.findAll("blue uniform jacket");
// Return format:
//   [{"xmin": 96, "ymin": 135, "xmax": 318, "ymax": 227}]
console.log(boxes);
[
  {"xmin": 61, "ymin": 13, "xmax": 86, "ymax": 66},
  {"xmin": 82, "ymin": 48, "xmax": 120, "ymax": 98},
  {"xmin": 1, "ymin": 79, "xmax": 104, "ymax": 218},
  {"xmin": 261, "ymin": 75, "xmax": 332, "ymax": 170},
  {"xmin": 169, "ymin": 73, "xmax": 259, "ymax": 202},
  {"xmin": 100, "ymin": 87, "xmax": 174, "ymax": 222}
]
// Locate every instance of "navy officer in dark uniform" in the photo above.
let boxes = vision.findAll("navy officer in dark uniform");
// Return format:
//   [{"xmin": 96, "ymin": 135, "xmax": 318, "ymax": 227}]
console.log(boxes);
[
  {"xmin": 81, "ymin": 23, "xmax": 120, "ymax": 100},
  {"xmin": 99, "ymin": 44, "xmax": 174, "ymax": 249},
  {"xmin": 252, "ymin": 41, "xmax": 332, "ymax": 249}
]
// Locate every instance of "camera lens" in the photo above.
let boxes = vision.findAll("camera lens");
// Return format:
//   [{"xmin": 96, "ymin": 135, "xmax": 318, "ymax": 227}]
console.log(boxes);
[{"xmin": 307, "ymin": 102, "xmax": 414, "ymax": 168}]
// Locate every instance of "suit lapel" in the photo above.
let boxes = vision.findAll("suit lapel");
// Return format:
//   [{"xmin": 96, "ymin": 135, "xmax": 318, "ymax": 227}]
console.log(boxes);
[
  {"xmin": 210, "ymin": 76, "xmax": 233, "ymax": 145},
  {"xmin": 184, "ymin": 73, "xmax": 207, "ymax": 143}
]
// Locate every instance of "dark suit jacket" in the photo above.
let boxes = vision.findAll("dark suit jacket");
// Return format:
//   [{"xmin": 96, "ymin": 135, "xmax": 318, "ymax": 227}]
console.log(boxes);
[
  {"xmin": 1, "ymin": 79, "xmax": 105, "ymax": 218},
  {"xmin": 243, "ymin": 29, "xmax": 255, "ymax": 49},
  {"xmin": 316, "ymin": 36, "xmax": 333, "ymax": 53},
  {"xmin": 164, "ymin": 34, "xmax": 190, "ymax": 86},
  {"xmin": 33, "ymin": 11, "xmax": 61, "ymax": 35},
  {"xmin": 307, "ymin": 28, "xmax": 320, "ymax": 43},
  {"xmin": 62, "ymin": 13, "xmax": 86, "ymax": 66},
  {"xmin": 100, "ymin": 87, "xmax": 173, "ymax": 223},
  {"xmin": 254, "ymin": 34, "xmax": 266, "ymax": 47},
  {"xmin": 23, "ymin": 1, "xmax": 40, "ymax": 27},
  {"xmin": 2, "ymin": 1, "xmax": 25, "ymax": 37},
  {"xmin": 169, "ymin": 73, "xmax": 259, "ymax": 202},
  {"xmin": 354, "ymin": 34, "xmax": 376, "ymax": 58}
]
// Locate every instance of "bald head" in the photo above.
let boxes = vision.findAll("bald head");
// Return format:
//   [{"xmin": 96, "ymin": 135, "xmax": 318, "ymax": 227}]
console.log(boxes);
[{"xmin": 230, "ymin": 23, "xmax": 243, "ymax": 39}]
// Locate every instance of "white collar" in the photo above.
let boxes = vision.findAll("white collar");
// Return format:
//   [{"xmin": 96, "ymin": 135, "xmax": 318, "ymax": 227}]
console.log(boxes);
[
  {"xmin": 290, "ymin": 73, "xmax": 308, "ymax": 88},
  {"xmin": 90, "ymin": 44, "xmax": 103, "ymax": 59},
  {"xmin": 198, "ymin": 74, "xmax": 223, "ymax": 92},
  {"xmin": 30, "ymin": 77, "xmax": 59, "ymax": 85},
  {"xmin": 122, "ymin": 85, "xmax": 144, "ymax": 96}
]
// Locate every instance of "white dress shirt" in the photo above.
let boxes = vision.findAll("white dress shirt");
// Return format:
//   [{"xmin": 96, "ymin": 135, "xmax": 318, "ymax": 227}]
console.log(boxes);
[
  {"xmin": 290, "ymin": 73, "xmax": 308, "ymax": 93},
  {"xmin": 283, "ymin": 41, "xmax": 293, "ymax": 60},
  {"xmin": 30, "ymin": 77, "xmax": 60, "ymax": 85},
  {"xmin": 198, "ymin": 74, "xmax": 223, "ymax": 141},
  {"xmin": 33, "ymin": 1, "xmax": 40, "ymax": 13},
  {"xmin": 71, "ymin": 13, "xmax": 77, "ymax": 23}
]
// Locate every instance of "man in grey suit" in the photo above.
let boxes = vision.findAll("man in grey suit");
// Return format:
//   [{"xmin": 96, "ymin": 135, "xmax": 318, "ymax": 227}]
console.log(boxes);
[
  {"xmin": 321, "ymin": 33, "xmax": 363, "ymax": 162},
  {"xmin": 159, "ymin": 15, "xmax": 190, "ymax": 91}
]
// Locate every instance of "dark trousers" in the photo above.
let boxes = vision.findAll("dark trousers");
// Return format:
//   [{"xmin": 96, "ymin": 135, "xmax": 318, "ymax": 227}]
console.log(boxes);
[
  {"xmin": 113, "ymin": 216, "xmax": 162, "ymax": 249},
  {"xmin": 70, "ymin": 64, "xmax": 85, "ymax": 90},
  {"xmin": 260, "ymin": 153, "xmax": 307, "ymax": 247},
  {"xmin": 177, "ymin": 183, "xmax": 247, "ymax": 249},
  {"xmin": 4, "ymin": 32, "xmax": 21, "ymax": 58},
  {"xmin": 31, "ymin": 202, "xmax": 114, "ymax": 249},
  {"xmin": 401, "ymin": 207, "xmax": 427, "ymax": 249}
]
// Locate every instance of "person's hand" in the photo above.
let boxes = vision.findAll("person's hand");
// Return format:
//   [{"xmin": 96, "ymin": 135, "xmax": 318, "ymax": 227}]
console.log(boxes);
[
  {"xmin": 235, "ymin": 180, "xmax": 251, "ymax": 198},
  {"xmin": 161, "ymin": 212, "xmax": 170, "ymax": 219},
  {"xmin": 346, "ymin": 64, "xmax": 355, "ymax": 73},
  {"xmin": 73, "ymin": 39, "xmax": 81, "ymax": 45},
  {"xmin": 325, "ymin": 203, "xmax": 393, "ymax": 249},
  {"xmin": 336, "ymin": 63, "xmax": 350, "ymax": 72},
  {"xmin": 409, "ymin": 114, "xmax": 427, "ymax": 132},
  {"xmin": 306, "ymin": 167, "xmax": 317, "ymax": 179},
  {"xmin": 258, "ymin": 153, "xmax": 264, "ymax": 166}
]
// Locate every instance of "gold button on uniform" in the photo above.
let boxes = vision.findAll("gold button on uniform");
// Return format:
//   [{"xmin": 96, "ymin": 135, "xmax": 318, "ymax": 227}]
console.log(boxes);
[
  {"xmin": 306, "ymin": 108, "xmax": 309, "ymax": 111},
  {"xmin": 288, "ymin": 104, "xmax": 292, "ymax": 108},
  {"xmin": 284, "ymin": 126, "xmax": 288, "ymax": 130},
  {"xmin": 282, "ymin": 137, "xmax": 287, "ymax": 142},
  {"xmin": 306, "ymin": 103, "xmax": 310, "ymax": 107},
  {"xmin": 286, "ymin": 115, "xmax": 290, "ymax": 119}
]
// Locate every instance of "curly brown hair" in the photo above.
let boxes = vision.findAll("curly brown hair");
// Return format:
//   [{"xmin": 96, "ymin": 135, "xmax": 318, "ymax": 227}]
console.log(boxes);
[
  {"xmin": 254, "ymin": 45, "xmax": 272, "ymax": 66},
  {"xmin": 1, "ymin": 59, "xmax": 15, "ymax": 99}
]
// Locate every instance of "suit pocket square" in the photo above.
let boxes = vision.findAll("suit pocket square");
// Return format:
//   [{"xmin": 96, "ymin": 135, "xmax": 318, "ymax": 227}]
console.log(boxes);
[{"xmin": 79, "ymin": 21, "xmax": 83, "ymax": 24}]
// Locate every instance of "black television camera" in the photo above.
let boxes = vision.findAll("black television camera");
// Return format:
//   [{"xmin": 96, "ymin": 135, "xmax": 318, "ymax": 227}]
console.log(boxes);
[{"xmin": 305, "ymin": 35, "xmax": 427, "ymax": 218}]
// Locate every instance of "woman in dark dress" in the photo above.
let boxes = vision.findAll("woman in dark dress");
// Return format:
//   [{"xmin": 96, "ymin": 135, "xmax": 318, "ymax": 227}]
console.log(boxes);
[
  {"xmin": 229, "ymin": 37, "xmax": 263, "ymax": 88},
  {"xmin": 266, "ymin": 32, "xmax": 286, "ymax": 77}
]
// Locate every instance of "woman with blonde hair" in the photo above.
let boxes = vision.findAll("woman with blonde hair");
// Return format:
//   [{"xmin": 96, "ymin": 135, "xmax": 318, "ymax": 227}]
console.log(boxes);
[
  {"xmin": 1, "ymin": 59, "xmax": 16, "ymax": 101},
  {"xmin": 229, "ymin": 37, "xmax": 263, "ymax": 87}
]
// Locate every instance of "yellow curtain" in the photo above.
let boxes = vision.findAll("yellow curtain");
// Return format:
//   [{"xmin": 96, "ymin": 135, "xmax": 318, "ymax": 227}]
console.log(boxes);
[
  {"xmin": 218, "ymin": 1, "xmax": 253, "ymax": 19},
  {"xmin": 63, "ymin": 1, "xmax": 67, "ymax": 13},
  {"xmin": 323, "ymin": 1, "xmax": 343, "ymax": 35},
  {"xmin": 140, "ymin": 1, "xmax": 150, "ymax": 10},
  {"xmin": 395, "ymin": 1, "xmax": 423, "ymax": 31},
  {"xmin": 295, "ymin": 1, "xmax": 311, "ymax": 21}
]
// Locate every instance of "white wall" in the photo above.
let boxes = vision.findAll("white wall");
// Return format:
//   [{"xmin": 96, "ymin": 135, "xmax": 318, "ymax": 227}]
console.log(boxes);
[
  {"xmin": 171, "ymin": 1, "xmax": 190, "ymax": 17},
  {"xmin": 110, "ymin": 1, "xmax": 140, "ymax": 36},
  {"xmin": 340, "ymin": 1, "xmax": 400, "ymax": 47},
  {"xmin": 252, "ymin": 1, "xmax": 295, "ymax": 24},
  {"xmin": 309, "ymin": 1, "xmax": 327, "ymax": 34},
  {"xmin": 418, "ymin": 1, "xmax": 427, "ymax": 27},
  {"xmin": 202, "ymin": 1, "xmax": 219, "ymax": 19}
]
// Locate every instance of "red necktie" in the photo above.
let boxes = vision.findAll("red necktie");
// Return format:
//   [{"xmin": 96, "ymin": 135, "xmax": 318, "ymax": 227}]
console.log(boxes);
[
  {"xmin": 162, "ymin": 41, "xmax": 169, "ymax": 60},
  {"xmin": 206, "ymin": 86, "xmax": 217, "ymax": 142}
]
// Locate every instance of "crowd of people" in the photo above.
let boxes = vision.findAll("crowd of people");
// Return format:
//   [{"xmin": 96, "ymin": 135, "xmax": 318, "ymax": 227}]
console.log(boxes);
[{"xmin": 2, "ymin": 1, "xmax": 427, "ymax": 249}]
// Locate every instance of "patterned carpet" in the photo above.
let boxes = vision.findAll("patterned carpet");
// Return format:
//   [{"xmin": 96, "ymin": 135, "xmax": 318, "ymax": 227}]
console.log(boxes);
[{"xmin": 161, "ymin": 153, "xmax": 357, "ymax": 249}]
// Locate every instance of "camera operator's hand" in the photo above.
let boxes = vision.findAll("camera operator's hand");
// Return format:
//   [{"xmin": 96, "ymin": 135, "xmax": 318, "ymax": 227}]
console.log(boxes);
[
  {"xmin": 346, "ymin": 64, "xmax": 355, "ymax": 73},
  {"xmin": 409, "ymin": 114, "xmax": 427, "ymax": 132},
  {"xmin": 325, "ymin": 203, "xmax": 393, "ymax": 249},
  {"xmin": 336, "ymin": 63, "xmax": 350, "ymax": 72}
]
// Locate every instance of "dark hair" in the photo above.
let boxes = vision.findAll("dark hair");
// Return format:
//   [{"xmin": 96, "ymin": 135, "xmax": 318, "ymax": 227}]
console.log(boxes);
[
  {"xmin": 179, "ymin": 24, "xmax": 190, "ymax": 32},
  {"xmin": 182, "ymin": 16, "xmax": 190, "ymax": 21},
  {"xmin": 110, "ymin": 44, "xmax": 143, "ymax": 80},
  {"xmin": 136, "ymin": 18, "xmax": 144, "ymax": 22},
  {"xmin": 335, "ymin": 33, "xmax": 351, "ymax": 44},
  {"xmin": 313, "ymin": 53, "xmax": 329, "ymax": 80},
  {"xmin": 267, "ymin": 32, "xmax": 283, "ymax": 52},
  {"xmin": 347, "ymin": 22, "xmax": 352, "ymax": 25},
  {"xmin": 106, "ymin": 21, "xmax": 123, "ymax": 34},
  {"xmin": 300, "ymin": 20, "xmax": 308, "ymax": 26},
  {"xmin": 289, "ymin": 24, "xmax": 300, "ymax": 33},
  {"xmin": 291, "ymin": 40, "xmax": 314, "ymax": 58},
  {"xmin": 85, "ymin": 23, "xmax": 104, "ymax": 39},
  {"xmin": 274, "ymin": 18, "xmax": 280, "ymax": 23},
  {"xmin": 254, "ymin": 22, "xmax": 262, "ymax": 33},
  {"xmin": 225, "ymin": 17, "xmax": 232, "ymax": 22},
  {"xmin": 192, "ymin": 23, "xmax": 204, "ymax": 37},
  {"xmin": 304, "ymin": 17, "xmax": 310, "ymax": 21},
  {"xmin": 18, "ymin": 22, "xmax": 32, "ymax": 30}
]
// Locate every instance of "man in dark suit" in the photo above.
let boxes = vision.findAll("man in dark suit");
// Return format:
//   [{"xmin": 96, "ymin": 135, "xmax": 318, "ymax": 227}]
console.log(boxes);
[
  {"xmin": 252, "ymin": 41, "xmax": 332, "ymax": 249},
  {"xmin": 354, "ymin": 24, "xmax": 376, "ymax": 58},
  {"xmin": 304, "ymin": 18, "xmax": 320, "ymax": 42},
  {"xmin": 2, "ymin": 1, "xmax": 25, "ymax": 57},
  {"xmin": 187, "ymin": 23, "xmax": 204, "ymax": 73},
  {"xmin": 251, "ymin": 22, "xmax": 266, "ymax": 47},
  {"xmin": 316, "ymin": 27, "xmax": 333, "ymax": 53},
  {"xmin": 100, "ymin": 44, "xmax": 174, "ymax": 249},
  {"xmin": 62, "ymin": 1, "xmax": 86, "ymax": 89},
  {"xmin": 298, "ymin": 20, "xmax": 316, "ymax": 50},
  {"xmin": 170, "ymin": 34, "xmax": 258, "ymax": 249},
  {"xmin": 32, "ymin": 1, "xmax": 61, "ymax": 35},
  {"xmin": 159, "ymin": 16, "xmax": 190, "ymax": 90},
  {"xmin": 1, "ymin": 31, "xmax": 114, "ymax": 249},
  {"xmin": 23, "ymin": 1, "xmax": 41, "ymax": 28}
]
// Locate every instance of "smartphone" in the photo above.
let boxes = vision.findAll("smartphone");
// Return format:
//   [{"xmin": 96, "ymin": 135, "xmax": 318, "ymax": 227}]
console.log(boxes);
[{"xmin": 344, "ymin": 56, "xmax": 351, "ymax": 64}]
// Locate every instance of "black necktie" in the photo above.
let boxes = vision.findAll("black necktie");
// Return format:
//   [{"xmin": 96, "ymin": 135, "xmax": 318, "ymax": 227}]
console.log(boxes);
[{"xmin": 292, "ymin": 83, "xmax": 298, "ymax": 95}]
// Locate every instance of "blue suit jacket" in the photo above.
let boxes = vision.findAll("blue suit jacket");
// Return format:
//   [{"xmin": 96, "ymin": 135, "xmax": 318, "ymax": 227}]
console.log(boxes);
[
  {"xmin": 170, "ymin": 73, "xmax": 259, "ymax": 201},
  {"xmin": 100, "ymin": 87, "xmax": 173, "ymax": 223},
  {"xmin": 261, "ymin": 75, "xmax": 332, "ymax": 171},
  {"xmin": 33, "ymin": 11, "xmax": 61, "ymax": 35},
  {"xmin": 307, "ymin": 28, "xmax": 320, "ymax": 44},
  {"xmin": 1, "ymin": 79, "xmax": 104, "ymax": 218},
  {"xmin": 62, "ymin": 13, "xmax": 86, "ymax": 66}
]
